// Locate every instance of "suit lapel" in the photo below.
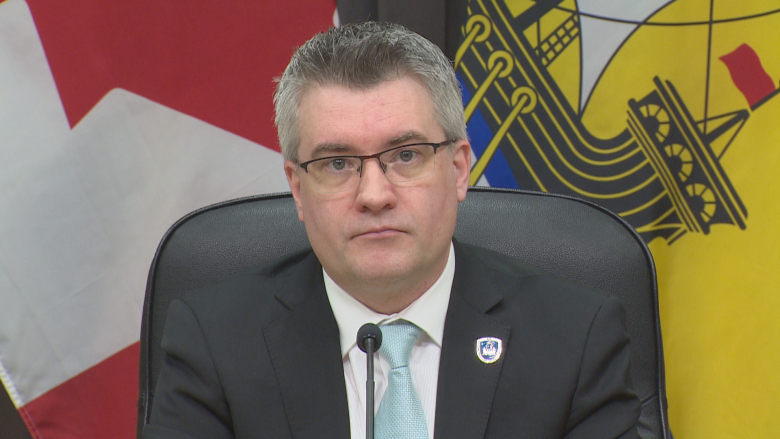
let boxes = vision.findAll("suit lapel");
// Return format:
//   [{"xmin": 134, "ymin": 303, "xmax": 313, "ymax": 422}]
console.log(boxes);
[
  {"xmin": 263, "ymin": 253, "xmax": 351, "ymax": 439},
  {"xmin": 434, "ymin": 243, "xmax": 511, "ymax": 439}
]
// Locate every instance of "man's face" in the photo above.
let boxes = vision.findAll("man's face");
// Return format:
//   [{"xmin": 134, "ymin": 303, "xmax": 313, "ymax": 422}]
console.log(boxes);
[{"xmin": 284, "ymin": 77, "xmax": 470, "ymax": 310}]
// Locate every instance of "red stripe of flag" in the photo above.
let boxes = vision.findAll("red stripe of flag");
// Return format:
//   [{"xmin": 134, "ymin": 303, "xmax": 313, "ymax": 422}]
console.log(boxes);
[{"xmin": 20, "ymin": 343, "xmax": 140, "ymax": 439}]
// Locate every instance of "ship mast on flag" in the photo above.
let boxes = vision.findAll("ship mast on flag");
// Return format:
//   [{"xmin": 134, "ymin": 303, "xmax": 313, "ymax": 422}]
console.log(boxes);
[{"xmin": 457, "ymin": 0, "xmax": 775, "ymax": 244}]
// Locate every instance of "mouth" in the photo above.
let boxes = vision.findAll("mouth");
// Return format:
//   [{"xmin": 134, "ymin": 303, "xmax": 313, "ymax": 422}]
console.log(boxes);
[{"xmin": 354, "ymin": 227, "xmax": 404, "ymax": 239}]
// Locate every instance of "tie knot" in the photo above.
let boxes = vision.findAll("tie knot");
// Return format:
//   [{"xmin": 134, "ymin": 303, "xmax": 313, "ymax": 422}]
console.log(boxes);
[{"xmin": 379, "ymin": 321, "xmax": 421, "ymax": 369}]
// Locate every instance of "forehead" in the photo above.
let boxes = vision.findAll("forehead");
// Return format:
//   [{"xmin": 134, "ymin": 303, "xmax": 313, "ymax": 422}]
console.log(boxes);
[{"xmin": 296, "ymin": 77, "xmax": 441, "ymax": 158}]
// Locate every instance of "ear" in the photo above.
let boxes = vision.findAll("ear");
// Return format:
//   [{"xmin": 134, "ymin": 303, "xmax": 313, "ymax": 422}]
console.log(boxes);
[
  {"xmin": 451, "ymin": 140, "xmax": 472, "ymax": 202},
  {"xmin": 284, "ymin": 160, "xmax": 305, "ymax": 222}
]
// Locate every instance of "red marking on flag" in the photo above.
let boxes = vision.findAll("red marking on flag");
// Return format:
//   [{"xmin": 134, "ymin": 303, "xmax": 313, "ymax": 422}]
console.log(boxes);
[
  {"xmin": 719, "ymin": 43, "xmax": 776, "ymax": 108},
  {"xmin": 20, "ymin": 342, "xmax": 140, "ymax": 439},
  {"xmin": 26, "ymin": 0, "xmax": 335, "ymax": 151}
]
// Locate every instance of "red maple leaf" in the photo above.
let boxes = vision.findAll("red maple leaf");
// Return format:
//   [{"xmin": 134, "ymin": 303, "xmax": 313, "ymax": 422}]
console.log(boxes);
[{"xmin": 26, "ymin": 0, "xmax": 335, "ymax": 151}]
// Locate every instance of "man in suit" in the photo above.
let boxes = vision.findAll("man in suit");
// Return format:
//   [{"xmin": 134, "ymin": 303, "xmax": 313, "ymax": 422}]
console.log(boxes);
[{"xmin": 143, "ymin": 22, "xmax": 640, "ymax": 439}]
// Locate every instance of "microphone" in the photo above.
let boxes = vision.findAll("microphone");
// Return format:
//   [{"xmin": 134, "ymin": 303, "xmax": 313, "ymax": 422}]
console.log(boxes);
[
  {"xmin": 357, "ymin": 323, "xmax": 383, "ymax": 353},
  {"xmin": 357, "ymin": 323, "xmax": 382, "ymax": 439}
]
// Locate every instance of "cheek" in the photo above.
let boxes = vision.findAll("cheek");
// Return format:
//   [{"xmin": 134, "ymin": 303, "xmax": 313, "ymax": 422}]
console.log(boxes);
[
  {"xmin": 406, "ymin": 185, "xmax": 452, "ymax": 226},
  {"xmin": 425, "ymin": 183, "xmax": 460, "ymax": 228},
  {"xmin": 303, "ymin": 197, "xmax": 349, "ymax": 239}
]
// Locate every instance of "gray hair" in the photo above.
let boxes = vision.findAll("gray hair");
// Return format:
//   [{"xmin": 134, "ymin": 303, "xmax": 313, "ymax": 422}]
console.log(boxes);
[{"xmin": 273, "ymin": 22, "xmax": 467, "ymax": 161}]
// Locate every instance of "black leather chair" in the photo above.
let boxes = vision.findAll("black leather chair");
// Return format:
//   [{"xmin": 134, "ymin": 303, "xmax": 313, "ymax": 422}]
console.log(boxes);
[{"xmin": 138, "ymin": 187, "xmax": 670, "ymax": 438}]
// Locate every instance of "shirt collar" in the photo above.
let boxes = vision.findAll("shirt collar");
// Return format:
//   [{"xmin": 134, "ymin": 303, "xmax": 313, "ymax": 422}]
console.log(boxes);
[{"xmin": 325, "ymin": 243, "xmax": 455, "ymax": 357}]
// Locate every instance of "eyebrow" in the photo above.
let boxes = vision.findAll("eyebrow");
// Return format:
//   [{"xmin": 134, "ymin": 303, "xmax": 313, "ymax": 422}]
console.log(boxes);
[
  {"xmin": 387, "ymin": 131, "xmax": 429, "ymax": 146},
  {"xmin": 309, "ymin": 143, "xmax": 355, "ymax": 159},
  {"xmin": 306, "ymin": 131, "xmax": 431, "ymax": 160}
]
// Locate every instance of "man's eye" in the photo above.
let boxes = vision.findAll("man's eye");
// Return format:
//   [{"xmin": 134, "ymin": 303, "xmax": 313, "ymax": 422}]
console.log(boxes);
[
  {"xmin": 325, "ymin": 158, "xmax": 349, "ymax": 171},
  {"xmin": 398, "ymin": 149, "xmax": 417, "ymax": 162},
  {"xmin": 387, "ymin": 148, "xmax": 421, "ymax": 164}
]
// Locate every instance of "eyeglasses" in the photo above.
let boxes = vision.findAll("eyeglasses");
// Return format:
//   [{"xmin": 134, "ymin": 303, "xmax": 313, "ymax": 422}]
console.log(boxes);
[{"xmin": 298, "ymin": 140, "xmax": 452, "ymax": 193}]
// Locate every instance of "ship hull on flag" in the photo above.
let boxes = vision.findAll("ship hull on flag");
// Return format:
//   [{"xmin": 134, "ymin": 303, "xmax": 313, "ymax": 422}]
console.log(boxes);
[{"xmin": 456, "ymin": 0, "xmax": 780, "ymax": 437}]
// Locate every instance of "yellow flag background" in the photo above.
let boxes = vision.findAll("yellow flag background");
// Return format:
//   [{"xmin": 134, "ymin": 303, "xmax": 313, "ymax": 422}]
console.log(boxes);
[
  {"xmin": 465, "ymin": 0, "xmax": 779, "ymax": 436},
  {"xmin": 578, "ymin": 2, "xmax": 780, "ymax": 436}
]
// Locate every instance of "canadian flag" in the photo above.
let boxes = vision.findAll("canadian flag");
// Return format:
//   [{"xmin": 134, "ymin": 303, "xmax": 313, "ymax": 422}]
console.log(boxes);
[{"xmin": 0, "ymin": 0, "xmax": 335, "ymax": 437}]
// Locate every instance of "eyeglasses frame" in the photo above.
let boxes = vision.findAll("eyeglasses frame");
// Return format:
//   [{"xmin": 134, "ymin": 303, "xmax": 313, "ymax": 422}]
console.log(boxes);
[{"xmin": 297, "ymin": 139, "xmax": 453, "ymax": 191}]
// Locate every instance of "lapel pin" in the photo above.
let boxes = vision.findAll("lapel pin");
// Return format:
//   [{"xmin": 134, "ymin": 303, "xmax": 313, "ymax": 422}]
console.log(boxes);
[{"xmin": 476, "ymin": 337, "xmax": 502, "ymax": 364}]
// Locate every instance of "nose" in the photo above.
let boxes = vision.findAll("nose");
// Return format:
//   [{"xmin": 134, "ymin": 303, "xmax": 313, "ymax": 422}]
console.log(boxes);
[
  {"xmin": 354, "ymin": 158, "xmax": 397, "ymax": 212},
  {"xmin": 358, "ymin": 156, "xmax": 387, "ymax": 176}
]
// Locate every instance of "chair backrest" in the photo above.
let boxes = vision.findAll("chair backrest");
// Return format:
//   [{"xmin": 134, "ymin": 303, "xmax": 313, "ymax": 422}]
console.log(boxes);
[{"xmin": 138, "ymin": 187, "xmax": 670, "ymax": 438}]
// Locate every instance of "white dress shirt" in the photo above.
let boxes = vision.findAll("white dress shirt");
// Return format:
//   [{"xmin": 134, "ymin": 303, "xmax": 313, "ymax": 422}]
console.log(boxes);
[{"xmin": 324, "ymin": 243, "xmax": 455, "ymax": 439}]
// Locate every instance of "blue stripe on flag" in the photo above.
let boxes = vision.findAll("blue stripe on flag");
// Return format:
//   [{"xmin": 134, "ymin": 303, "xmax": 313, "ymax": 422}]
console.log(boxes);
[{"xmin": 458, "ymin": 74, "xmax": 519, "ymax": 189}]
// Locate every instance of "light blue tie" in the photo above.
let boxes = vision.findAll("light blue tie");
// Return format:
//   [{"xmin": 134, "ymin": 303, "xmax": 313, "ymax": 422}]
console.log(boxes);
[{"xmin": 375, "ymin": 321, "xmax": 428, "ymax": 439}]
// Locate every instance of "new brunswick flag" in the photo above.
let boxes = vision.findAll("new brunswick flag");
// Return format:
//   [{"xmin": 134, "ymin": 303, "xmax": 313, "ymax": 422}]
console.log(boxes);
[{"xmin": 458, "ymin": 0, "xmax": 779, "ymax": 436}]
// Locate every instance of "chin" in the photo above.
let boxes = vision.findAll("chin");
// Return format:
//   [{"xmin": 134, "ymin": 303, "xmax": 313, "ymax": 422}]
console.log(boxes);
[{"xmin": 352, "ymin": 259, "xmax": 415, "ymax": 286}]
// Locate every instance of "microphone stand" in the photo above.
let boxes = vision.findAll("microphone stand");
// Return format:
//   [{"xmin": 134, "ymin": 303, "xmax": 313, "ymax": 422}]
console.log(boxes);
[
  {"xmin": 365, "ymin": 336, "xmax": 377, "ymax": 439},
  {"xmin": 357, "ymin": 324, "xmax": 382, "ymax": 439}
]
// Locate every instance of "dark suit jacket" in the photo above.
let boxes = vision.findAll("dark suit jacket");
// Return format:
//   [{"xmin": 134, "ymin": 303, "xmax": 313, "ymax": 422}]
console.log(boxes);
[{"xmin": 143, "ymin": 242, "xmax": 640, "ymax": 439}]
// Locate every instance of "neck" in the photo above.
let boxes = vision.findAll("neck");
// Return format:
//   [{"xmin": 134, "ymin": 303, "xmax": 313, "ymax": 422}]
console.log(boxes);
[
  {"xmin": 331, "ymin": 254, "xmax": 449, "ymax": 315},
  {"xmin": 348, "ymin": 282, "xmax": 431, "ymax": 315}
]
